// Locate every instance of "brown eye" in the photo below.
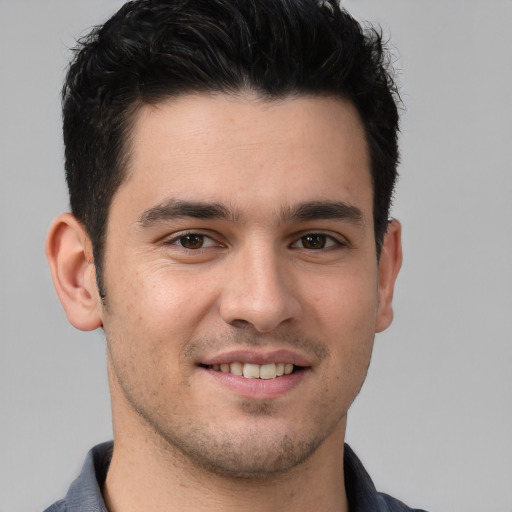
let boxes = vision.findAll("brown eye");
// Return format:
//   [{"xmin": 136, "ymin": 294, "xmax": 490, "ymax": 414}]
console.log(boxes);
[
  {"xmin": 301, "ymin": 234, "xmax": 327, "ymax": 249},
  {"xmin": 179, "ymin": 234, "xmax": 205, "ymax": 249}
]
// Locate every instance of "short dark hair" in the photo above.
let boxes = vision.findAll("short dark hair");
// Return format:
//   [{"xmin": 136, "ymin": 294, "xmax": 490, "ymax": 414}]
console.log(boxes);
[{"xmin": 62, "ymin": 0, "xmax": 400, "ymax": 296}]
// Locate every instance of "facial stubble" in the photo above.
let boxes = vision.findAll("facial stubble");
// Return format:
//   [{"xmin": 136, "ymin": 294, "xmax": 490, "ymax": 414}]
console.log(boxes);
[{"xmin": 106, "ymin": 329, "xmax": 370, "ymax": 481}]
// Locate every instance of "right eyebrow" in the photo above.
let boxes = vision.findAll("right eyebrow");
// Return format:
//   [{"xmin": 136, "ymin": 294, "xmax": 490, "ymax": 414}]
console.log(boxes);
[{"xmin": 138, "ymin": 199, "xmax": 239, "ymax": 227}]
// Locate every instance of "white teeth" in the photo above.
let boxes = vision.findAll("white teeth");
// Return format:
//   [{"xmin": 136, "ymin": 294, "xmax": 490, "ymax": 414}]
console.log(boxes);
[
  {"xmin": 260, "ymin": 363, "xmax": 277, "ymax": 380},
  {"xmin": 230, "ymin": 362, "xmax": 243, "ymax": 376},
  {"xmin": 243, "ymin": 363, "xmax": 260, "ymax": 379},
  {"xmin": 209, "ymin": 362, "xmax": 298, "ymax": 379}
]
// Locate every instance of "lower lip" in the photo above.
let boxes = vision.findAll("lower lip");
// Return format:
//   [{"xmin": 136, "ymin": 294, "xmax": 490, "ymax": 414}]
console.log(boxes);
[{"xmin": 202, "ymin": 367, "xmax": 309, "ymax": 399}]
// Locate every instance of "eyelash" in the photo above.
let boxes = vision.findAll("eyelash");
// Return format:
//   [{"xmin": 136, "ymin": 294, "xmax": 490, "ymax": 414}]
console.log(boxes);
[
  {"xmin": 165, "ymin": 231, "xmax": 222, "ymax": 250},
  {"xmin": 164, "ymin": 231, "xmax": 347, "ymax": 251},
  {"xmin": 291, "ymin": 233, "xmax": 346, "ymax": 250}
]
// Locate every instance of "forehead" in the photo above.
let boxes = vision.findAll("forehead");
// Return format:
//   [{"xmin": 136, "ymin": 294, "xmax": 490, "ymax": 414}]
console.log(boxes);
[{"xmin": 118, "ymin": 93, "xmax": 372, "ymax": 220}]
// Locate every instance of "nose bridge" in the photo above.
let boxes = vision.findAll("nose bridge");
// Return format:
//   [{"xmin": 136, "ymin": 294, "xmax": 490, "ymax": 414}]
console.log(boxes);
[{"xmin": 219, "ymin": 238, "xmax": 300, "ymax": 333}]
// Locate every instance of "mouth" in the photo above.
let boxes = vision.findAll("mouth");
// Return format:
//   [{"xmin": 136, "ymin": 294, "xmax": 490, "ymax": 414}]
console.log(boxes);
[
  {"xmin": 200, "ymin": 362, "xmax": 303, "ymax": 380},
  {"xmin": 197, "ymin": 349, "xmax": 312, "ymax": 399}
]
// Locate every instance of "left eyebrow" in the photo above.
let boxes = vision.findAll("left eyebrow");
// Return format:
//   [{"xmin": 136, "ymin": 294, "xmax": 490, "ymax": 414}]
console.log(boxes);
[{"xmin": 283, "ymin": 201, "xmax": 364, "ymax": 225}]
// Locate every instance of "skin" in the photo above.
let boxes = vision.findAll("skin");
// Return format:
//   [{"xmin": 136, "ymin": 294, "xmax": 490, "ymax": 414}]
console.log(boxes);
[{"xmin": 46, "ymin": 93, "xmax": 402, "ymax": 512}]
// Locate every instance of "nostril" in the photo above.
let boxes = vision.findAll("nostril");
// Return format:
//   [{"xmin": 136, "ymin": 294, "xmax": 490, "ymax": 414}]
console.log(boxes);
[{"xmin": 229, "ymin": 319, "xmax": 253, "ymax": 329}]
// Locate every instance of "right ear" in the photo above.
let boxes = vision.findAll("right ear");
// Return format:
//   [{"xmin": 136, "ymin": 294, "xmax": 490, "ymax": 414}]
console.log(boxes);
[{"xmin": 45, "ymin": 213, "xmax": 103, "ymax": 331}]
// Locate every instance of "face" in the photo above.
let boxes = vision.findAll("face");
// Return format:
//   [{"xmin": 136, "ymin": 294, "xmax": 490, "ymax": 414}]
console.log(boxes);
[{"xmin": 100, "ymin": 94, "xmax": 392, "ymax": 477}]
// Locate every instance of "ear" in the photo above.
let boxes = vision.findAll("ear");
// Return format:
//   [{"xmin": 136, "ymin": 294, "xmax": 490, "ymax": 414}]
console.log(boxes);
[
  {"xmin": 375, "ymin": 219, "xmax": 403, "ymax": 333},
  {"xmin": 45, "ymin": 213, "xmax": 103, "ymax": 331}
]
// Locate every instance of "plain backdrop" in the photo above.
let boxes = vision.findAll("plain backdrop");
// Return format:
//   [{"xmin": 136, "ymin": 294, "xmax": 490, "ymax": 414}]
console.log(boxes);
[{"xmin": 1, "ymin": 1, "xmax": 511, "ymax": 511}]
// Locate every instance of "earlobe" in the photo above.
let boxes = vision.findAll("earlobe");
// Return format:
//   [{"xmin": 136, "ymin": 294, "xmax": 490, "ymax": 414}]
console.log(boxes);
[
  {"xmin": 375, "ymin": 219, "xmax": 403, "ymax": 333},
  {"xmin": 45, "ymin": 213, "xmax": 103, "ymax": 331}
]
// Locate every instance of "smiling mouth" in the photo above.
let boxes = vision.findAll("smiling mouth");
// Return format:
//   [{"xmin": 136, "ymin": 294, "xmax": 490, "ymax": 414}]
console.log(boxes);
[{"xmin": 200, "ymin": 362, "xmax": 304, "ymax": 380}]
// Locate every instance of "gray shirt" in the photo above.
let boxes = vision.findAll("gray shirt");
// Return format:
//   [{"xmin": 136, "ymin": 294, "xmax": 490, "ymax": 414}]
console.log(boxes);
[{"xmin": 43, "ymin": 442, "xmax": 428, "ymax": 512}]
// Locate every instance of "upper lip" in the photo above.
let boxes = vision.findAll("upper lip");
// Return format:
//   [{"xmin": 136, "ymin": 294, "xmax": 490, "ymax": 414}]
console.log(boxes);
[{"xmin": 199, "ymin": 348, "xmax": 312, "ymax": 367}]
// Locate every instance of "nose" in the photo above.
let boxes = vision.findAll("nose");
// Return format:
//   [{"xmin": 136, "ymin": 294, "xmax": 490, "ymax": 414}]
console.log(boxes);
[{"xmin": 219, "ymin": 245, "xmax": 301, "ymax": 333}]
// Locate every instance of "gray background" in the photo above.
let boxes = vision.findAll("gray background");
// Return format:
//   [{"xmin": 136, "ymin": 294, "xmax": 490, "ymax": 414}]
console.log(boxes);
[{"xmin": 1, "ymin": 1, "xmax": 511, "ymax": 511}]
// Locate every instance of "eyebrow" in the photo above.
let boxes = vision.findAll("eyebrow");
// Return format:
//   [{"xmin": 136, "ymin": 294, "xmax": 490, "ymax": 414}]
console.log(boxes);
[
  {"xmin": 284, "ymin": 201, "xmax": 364, "ymax": 225},
  {"xmin": 138, "ymin": 200, "xmax": 238, "ymax": 226},
  {"xmin": 138, "ymin": 199, "xmax": 364, "ymax": 227}
]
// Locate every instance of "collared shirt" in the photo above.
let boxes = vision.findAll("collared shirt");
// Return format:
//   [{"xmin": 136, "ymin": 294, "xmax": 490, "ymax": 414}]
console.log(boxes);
[{"xmin": 43, "ymin": 442, "xmax": 428, "ymax": 512}]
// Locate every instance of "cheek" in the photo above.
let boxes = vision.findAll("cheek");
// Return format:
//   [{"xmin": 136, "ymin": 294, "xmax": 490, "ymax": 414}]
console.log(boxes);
[
  {"xmin": 307, "ymin": 264, "xmax": 379, "ymax": 330},
  {"xmin": 102, "ymin": 265, "xmax": 224, "ymax": 394},
  {"xmin": 108, "ymin": 262, "xmax": 219, "ymax": 333},
  {"xmin": 306, "ymin": 268, "xmax": 378, "ymax": 378}
]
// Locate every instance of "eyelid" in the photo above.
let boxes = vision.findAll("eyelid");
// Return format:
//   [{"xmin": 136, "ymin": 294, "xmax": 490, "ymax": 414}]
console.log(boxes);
[
  {"xmin": 290, "ymin": 231, "xmax": 349, "ymax": 249},
  {"xmin": 164, "ymin": 230, "xmax": 224, "ymax": 249}
]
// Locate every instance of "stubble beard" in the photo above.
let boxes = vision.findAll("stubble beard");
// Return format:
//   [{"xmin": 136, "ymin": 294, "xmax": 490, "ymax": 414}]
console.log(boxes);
[
  {"xmin": 107, "ymin": 329, "xmax": 363, "ymax": 481},
  {"xmin": 134, "ymin": 394, "xmax": 342, "ymax": 481}
]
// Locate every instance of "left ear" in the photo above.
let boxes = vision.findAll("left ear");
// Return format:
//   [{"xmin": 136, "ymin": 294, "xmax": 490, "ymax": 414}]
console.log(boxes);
[{"xmin": 375, "ymin": 219, "xmax": 402, "ymax": 333}]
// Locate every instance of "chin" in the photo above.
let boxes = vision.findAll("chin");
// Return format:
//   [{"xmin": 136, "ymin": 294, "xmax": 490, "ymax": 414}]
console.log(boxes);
[
  {"xmin": 153, "ymin": 417, "xmax": 330, "ymax": 479},
  {"xmin": 184, "ymin": 435, "xmax": 320, "ymax": 479}
]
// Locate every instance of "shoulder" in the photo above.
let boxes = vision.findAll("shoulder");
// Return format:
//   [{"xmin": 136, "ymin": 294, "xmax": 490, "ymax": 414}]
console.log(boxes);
[
  {"xmin": 378, "ymin": 492, "xmax": 429, "ymax": 512},
  {"xmin": 42, "ymin": 500, "xmax": 67, "ymax": 512},
  {"xmin": 41, "ymin": 441, "xmax": 113, "ymax": 512},
  {"xmin": 344, "ymin": 444, "xmax": 430, "ymax": 512}
]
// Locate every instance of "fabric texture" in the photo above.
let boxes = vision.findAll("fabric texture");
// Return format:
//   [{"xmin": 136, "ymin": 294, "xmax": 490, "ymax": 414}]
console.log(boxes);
[{"xmin": 43, "ymin": 442, "xmax": 428, "ymax": 512}]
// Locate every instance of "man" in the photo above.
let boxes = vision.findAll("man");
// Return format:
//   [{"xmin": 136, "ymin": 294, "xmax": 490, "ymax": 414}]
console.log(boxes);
[{"xmin": 44, "ymin": 0, "xmax": 425, "ymax": 510}]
